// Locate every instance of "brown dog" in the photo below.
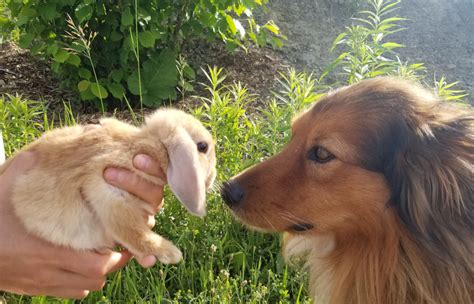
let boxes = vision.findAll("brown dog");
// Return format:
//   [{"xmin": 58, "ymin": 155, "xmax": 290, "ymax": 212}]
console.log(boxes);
[
  {"xmin": 1, "ymin": 109, "xmax": 216, "ymax": 264},
  {"xmin": 222, "ymin": 77, "xmax": 473, "ymax": 303}
]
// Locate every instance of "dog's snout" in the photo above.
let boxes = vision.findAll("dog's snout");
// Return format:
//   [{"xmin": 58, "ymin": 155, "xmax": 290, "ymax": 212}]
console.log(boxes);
[{"xmin": 221, "ymin": 180, "xmax": 245, "ymax": 207}]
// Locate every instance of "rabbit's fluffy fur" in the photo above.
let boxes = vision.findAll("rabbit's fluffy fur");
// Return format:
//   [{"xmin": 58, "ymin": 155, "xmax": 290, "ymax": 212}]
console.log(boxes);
[{"xmin": 0, "ymin": 109, "xmax": 216, "ymax": 264}]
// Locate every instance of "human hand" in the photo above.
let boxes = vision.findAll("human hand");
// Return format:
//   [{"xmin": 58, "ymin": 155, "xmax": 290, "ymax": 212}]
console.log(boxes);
[
  {"xmin": 103, "ymin": 154, "xmax": 165, "ymax": 268},
  {"xmin": 0, "ymin": 152, "xmax": 131, "ymax": 299}
]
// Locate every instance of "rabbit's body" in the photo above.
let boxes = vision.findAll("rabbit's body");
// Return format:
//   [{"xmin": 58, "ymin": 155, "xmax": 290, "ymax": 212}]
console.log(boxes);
[{"xmin": 2, "ymin": 109, "xmax": 216, "ymax": 264}]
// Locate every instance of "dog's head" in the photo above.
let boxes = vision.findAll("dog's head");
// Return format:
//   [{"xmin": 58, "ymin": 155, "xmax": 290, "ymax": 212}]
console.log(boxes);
[
  {"xmin": 146, "ymin": 109, "xmax": 216, "ymax": 217},
  {"xmin": 221, "ymin": 78, "xmax": 473, "ymax": 245}
]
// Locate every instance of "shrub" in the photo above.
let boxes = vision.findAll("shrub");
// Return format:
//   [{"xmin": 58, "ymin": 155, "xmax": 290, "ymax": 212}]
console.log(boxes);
[{"xmin": 2, "ymin": 0, "xmax": 284, "ymax": 108}]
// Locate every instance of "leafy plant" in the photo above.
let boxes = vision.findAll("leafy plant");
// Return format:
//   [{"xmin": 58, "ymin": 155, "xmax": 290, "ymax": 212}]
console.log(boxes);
[
  {"xmin": 433, "ymin": 76, "xmax": 468, "ymax": 102},
  {"xmin": 2, "ymin": 0, "xmax": 284, "ymax": 107},
  {"xmin": 323, "ymin": 0, "xmax": 425, "ymax": 84}
]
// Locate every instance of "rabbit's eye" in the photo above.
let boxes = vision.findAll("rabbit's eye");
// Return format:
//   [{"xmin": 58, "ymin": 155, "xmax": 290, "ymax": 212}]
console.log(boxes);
[{"xmin": 197, "ymin": 142, "xmax": 208, "ymax": 153}]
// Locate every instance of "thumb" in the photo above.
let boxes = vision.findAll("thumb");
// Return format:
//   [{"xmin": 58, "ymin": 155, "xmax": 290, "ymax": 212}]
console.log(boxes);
[{"xmin": 0, "ymin": 151, "xmax": 37, "ymax": 185}]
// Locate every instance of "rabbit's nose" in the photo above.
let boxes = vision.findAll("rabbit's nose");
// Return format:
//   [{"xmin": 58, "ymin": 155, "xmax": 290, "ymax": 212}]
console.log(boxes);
[{"xmin": 221, "ymin": 180, "xmax": 245, "ymax": 208}]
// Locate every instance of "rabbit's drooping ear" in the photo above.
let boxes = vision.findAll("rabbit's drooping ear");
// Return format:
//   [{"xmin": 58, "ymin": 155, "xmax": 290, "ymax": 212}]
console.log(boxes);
[{"xmin": 166, "ymin": 127, "xmax": 206, "ymax": 217}]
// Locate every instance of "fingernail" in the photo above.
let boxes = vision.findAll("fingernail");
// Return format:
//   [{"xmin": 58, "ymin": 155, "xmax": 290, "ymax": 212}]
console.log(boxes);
[
  {"xmin": 104, "ymin": 168, "xmax": 119, "ymax": 182},
  {"xmin": 140, "ymin": 255, "xmax": 157, "ymax": 268},
  {"xmin": 110, "ymin": 251, "xmax": 123, "ymax": 263},
  {"xmin": 134, "ymin": 154, "xmax": 150, "ymax": 170}
]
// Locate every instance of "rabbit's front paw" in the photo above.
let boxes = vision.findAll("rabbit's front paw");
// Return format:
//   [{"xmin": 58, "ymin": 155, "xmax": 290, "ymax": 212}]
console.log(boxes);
[{"xmin": 155, "ymin": 243, "xmax": 182, "ymax": 264}]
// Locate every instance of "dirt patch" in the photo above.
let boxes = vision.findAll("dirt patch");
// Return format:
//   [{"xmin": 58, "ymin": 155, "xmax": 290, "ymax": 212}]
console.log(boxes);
[
  {"xmin": 0, "ymin": 39, "xmax": 286, "ymax": 123},
  {"xmin": 0, "ymin": 43, "xmax": 75, "ymax": 107}
]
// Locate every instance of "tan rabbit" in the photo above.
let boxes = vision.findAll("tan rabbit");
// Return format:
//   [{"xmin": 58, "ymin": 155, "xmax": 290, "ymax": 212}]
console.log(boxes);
[{"xmin": 0, "ymin": 109, "xmax": 216, "ymax": 264}]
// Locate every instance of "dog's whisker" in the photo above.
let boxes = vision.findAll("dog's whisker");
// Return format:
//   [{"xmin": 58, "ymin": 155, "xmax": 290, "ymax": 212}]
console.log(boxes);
[
  {"xmin": 263, "ymin": 214, "xmax": 277, "ymax": 231},
  {"xmin": 279, "ymin": 211, "xmax": 307, "ymax": 225}
]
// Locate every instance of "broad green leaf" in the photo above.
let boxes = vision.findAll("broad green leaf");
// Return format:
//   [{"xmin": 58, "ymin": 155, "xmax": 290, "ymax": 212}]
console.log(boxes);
[
  {"xmin": 66, "ymin": 54, "xmax": 81, "ymax": 66},
  {"xmin": 90, "ymin": 83, "xmax": 109, "ymax": 99},
  {"xmin": 0, "ymin": 16, "xmax": 11, "ymax": 26},
  {"xmin": 183, "ymin": 65, "xmax": 196, "ymax": 79},
  {"xmin": 52, "ymin": 49, "xmax": 70, "ymax": 63},
  {"xmin": 110, "ymin": 69, "xmax": 124, "ymax": 82},
  {"xmin": 141, "ymin": 49, "xmax": 178, "ymax": 100},
  {"xmin": 18, "ymin": 33, "xmax": 34, "ymax": 48},
  {"xmin": 110, "ymin": 31, "xmax": 122, "ymax": 42},
  {"xmin": 107, "ymin": 83, "xmax": 125, "ymax": 99},
  {"xmin": 38, "ymin": 3, "xmax": 56, "ymax": 21},
  {"xmin": 80, "ymin": 88, "xmax": 96, "ymax": 101},
  {"xmin": 78, "ymin": 68, "xmax": 92, "ymax": 80},
  {"xmin": 121, "ymin": 8, "xmax": 133, "ymax": 27},
  {"xmin": 46, "ymin": 43, "xmax": 59, "ymax": 55},
  {"xmin": 77, "ymin": 80, "xmax": 90, "ymax": 92},
  {"xmin": 138, "ymin": 31, "xmax": 155, "ymax": 48},
  {"xmin": 127, "ymin": 71, "xmax": 143, "ymax": 96},
  {"xmin": 17, "ymin": 8, "xmax": 37, "ymax": 26},
  {"xmin": 75, "ymin": 4, "xmax": 93, "ymax": 23}
]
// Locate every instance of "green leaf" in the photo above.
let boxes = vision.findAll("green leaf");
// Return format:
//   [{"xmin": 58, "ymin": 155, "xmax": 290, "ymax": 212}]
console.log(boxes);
[
  {"xmin": 75, "ymin": 4, "xmax": 93, "ymax": 23},
  {"xmin": 38, "ymin": 3, "xmax": 57, "ymax": 21},
  {"xmin": 183, "ymin": 65, "xmax": 196, "ymax": 79},
  {"xmin": 382, "ymin": 42, "xmax": 403, "ymax": 49},
  {"xmin": 80, "ymin": 88, "xmax": 96, "ymax": 101},
  {"xmin": 110, "ymin": 69, "xmax": 124, "ymax": 82},
  {"xmin": 66, "ymin": 54, "xmax": 81, "ymax": 66},
  {"xmin": 51, "ymin": 61, "xmax": 61, "ymax": 73},
  {"xmin": 263, "ymin": 21, "xmax": 279, "ymax": 35},
  {"xmin": 90, "ymin": 83, "xmax": 109, "ymax": 99},
  {"xmin": 46, "ymin": 43, "xmax": 59, "ymax": 56},
  {"xmin": 18, "ymin": 33, "xmax": 34, "ymax": 48},
  {"xmin": 17, "ymin": 8, "xmax": 37, "ymax": 26},
  {"xmin": 225, "ymin": 15, "xmax": 237, "ymax": 35},
  {"xmin": 138, "ymin": 31, "xmax": 155, "ymax": 48},
  {"xmin": 77, "ymin": 80, "xmax": 90, "ymax": 92},
  {"xmin": 121, "ymin": 8, "xmax": 133, "ymax": 27},
  {"xmin": 78, "ymin": 68, "xmax": 92, "ymax": 80},
  {"xmin": 0, "ymin": 16, "xmax": 10, "ymax": 27},
  {"xmin": 127, "ymin": 71, "xmax": 143, "ymax": 96},
  {"xmin": 141, "ymin": 49, "xmax": 178, "ymax": 100},
  {"xmin": 110, "ymin": 31, "xmax": 122, "ymax": 42},
  {"xmin": 107, "ymin": 83, "xmax": 125, "ymax": 99},
  {"xmin": 52, "ymin": 49, "xmax": 70, "ymax": 63}
]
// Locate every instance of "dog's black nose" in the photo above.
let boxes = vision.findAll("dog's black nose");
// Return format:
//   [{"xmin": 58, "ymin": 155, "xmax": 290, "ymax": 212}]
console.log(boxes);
[{"xmin": 221, "ymin": 180, "xmax": 245, "ymax": 207}]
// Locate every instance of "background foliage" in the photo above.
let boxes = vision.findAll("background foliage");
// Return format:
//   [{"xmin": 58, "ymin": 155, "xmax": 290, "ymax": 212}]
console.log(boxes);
[{"xmin": 2, "ymin": 0, "xmax": 284, "ymax": 108}]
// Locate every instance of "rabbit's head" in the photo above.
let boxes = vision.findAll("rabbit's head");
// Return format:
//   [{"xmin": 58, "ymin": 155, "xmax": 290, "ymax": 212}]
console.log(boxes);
[{"xmin": 145, "ymin": 109, "xmax": 216, "ymax": 217}]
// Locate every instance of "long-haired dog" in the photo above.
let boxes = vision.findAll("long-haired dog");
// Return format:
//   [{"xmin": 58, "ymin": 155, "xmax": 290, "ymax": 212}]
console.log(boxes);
[
  {"xmin": 1, "ymin": 109, "xmax": 216, "ymax": 265},
  {"xmin": 221, "ymin": 77, "xmax": 473, "ymax": 303}
]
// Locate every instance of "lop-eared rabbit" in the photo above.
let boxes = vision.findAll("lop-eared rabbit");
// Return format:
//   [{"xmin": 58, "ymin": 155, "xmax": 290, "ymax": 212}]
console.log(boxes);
[{"xmin": 0, "ymin": 109, "xmax": 216, "ymax": 264}]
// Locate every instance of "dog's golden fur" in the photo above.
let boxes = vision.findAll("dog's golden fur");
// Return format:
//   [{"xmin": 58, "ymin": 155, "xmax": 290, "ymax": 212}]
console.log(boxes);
[
  {"xmin": 224, "ymin": 77, "xmax": 473, "ymax": 303},
  {"xmin": 1, "ymin": 109, "xmax": 216, "ymax": 264}
]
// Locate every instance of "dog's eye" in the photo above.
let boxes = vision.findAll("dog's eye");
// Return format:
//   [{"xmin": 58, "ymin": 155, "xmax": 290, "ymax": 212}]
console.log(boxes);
[
  {"xmin": 307, "ymin": 146, "xmax": 335, "ymax": 164},
  {"xmin": 197, "ymin": 142, "xmax": 208, "ymax": 153}
]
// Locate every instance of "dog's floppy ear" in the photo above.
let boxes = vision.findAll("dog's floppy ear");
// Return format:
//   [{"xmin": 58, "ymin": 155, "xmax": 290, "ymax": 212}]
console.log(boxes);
[
  {"xmin": 385, "ymin": 111, "xmax": 473, "ymax": 260},
  {"xmin": 166, "ymin": 126, "xmax": 206, "ymax": 217}
]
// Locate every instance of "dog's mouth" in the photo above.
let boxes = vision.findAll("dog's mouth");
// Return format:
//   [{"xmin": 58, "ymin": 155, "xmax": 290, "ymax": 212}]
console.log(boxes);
[{"xmin": 289, "ymin": 223, "xmax": 314, "ymax": 232}]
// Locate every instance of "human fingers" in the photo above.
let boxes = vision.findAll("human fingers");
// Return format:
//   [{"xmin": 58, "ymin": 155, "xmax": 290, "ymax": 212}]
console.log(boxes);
[
  {"xmin": 56, "ymin": 249, "xmax": 131, "ymax": 278},
  {"xmin": 104, "ymin": 167, "xmax": 163, "ymax": 210},
  {"xmin": 133, "ymin": 154, "xmax": 165, "ymax": 179}
]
